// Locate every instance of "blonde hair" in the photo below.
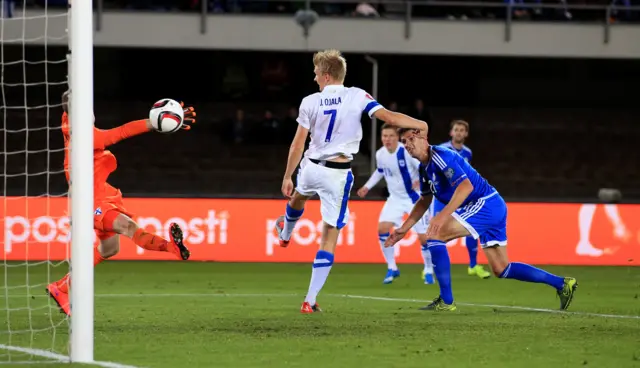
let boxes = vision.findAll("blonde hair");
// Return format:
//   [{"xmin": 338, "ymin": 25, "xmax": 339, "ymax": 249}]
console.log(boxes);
[{"xmin": 313, "ymin": 49, "xmax": 347, "ymax": 83}]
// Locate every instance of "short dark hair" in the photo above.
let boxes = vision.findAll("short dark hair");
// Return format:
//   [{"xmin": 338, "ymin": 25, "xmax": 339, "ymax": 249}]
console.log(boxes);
[
  {"xmin": 450, "ymin": 119, "xmax": 469, "ymax": 131},
  {"xmin": 397, "ymin": 127, "xmax": 419, "ymax": 137},
  {"xmin": 62, "ymin": 90, "xmax": 70, "ymax": 113},
  {"xmin": 381, "ymin": 123, "xmax": 396, "ymax": 131}
]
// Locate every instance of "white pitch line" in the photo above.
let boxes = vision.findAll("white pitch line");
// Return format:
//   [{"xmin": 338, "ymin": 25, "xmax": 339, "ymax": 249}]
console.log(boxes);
[
  {"xmin": 336, "ymin": 294, "xmax": 640, "ymax": 320},
  {"xmin": 0, "ymin": 344, "xmax": 142, "ymax": 368},
  {"xmin": 6, "ymin": 292, "xmax": 640, "ymax": 320}
]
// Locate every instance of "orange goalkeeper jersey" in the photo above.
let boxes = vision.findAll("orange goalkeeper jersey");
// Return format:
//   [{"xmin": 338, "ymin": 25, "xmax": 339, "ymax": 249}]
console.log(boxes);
[{"xmin": 61, "ymin": 112, "xmax": 150, "ymax": 200}]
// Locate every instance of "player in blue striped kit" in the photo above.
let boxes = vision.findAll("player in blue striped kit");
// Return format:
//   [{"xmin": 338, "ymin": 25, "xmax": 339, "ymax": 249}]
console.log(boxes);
[
  {"xmin": 430, "ymin": 120, "xmax": 491, "ymax": 280},
  {"xmin": 385, "ymin": 127, "xmax": 578, "ymax": 311}
]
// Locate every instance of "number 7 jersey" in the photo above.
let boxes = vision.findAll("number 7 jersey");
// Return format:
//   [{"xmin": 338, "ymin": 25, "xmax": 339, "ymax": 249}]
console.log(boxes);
[{"xmin": 297, "ymin": 85, "xmax": 382, "ymax": 161}]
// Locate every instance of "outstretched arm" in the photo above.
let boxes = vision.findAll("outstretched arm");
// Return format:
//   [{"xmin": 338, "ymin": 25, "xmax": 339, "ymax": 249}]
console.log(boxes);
[
  {"xmin": 94, "ymin": 120, "xmax": 152, "ymax": 150},
  {"xmin": 373, "ymin": 108, "xmax": 428, "ymax": 135},
  {"xmin": 94, "ymin": 102, "xmax": 196, "ymax": 150}
]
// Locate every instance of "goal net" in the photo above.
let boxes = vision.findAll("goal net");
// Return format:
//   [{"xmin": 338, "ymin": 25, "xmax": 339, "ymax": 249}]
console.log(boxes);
[{"xmin": 1, "ymin": 0, "xmax": 83, "ymax": 363}]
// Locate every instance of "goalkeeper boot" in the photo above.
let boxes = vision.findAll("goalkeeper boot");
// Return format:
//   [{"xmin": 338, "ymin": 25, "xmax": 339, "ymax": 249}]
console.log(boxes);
[
  {"xmin": 557, "ymin": 277, "xmax": 578, "ymax": 310},
  {"xmin": 275, "ymin": 216, "xmax": 289, "ymax": 248},
  {"xmin": 46, "ymin": 283, "xmax": 70, "ymax": 316},
  {"xmin": 468, "ymin": 265, "xmax": 491, "ymax": 279},
  {"xmin": 301, "ymin": 302, "xmax": 322, "ymax": 314},
  {"xmin": 419, "ymin": 296, "xmax": 457, "ymax": 312},
  {"xmin": 169, "ymin": 223, "xmax": 191, "ymax": 260}
]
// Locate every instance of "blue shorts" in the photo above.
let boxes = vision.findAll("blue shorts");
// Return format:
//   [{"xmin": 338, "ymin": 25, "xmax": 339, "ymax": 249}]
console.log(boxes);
[{"xmin": 451, "ymin": 192, "xmax": 507, "ymax": 248}]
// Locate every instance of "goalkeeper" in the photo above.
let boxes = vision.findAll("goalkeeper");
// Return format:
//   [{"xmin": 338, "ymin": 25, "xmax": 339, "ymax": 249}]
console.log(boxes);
[{"xmin": 47, "ymin": 91, "xmax": 196, "ymax": 316}]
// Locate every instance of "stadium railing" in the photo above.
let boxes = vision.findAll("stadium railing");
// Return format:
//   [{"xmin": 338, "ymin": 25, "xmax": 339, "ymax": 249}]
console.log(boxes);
[{"xmin": 90, "ymin": 0, "xmax": 640, "ymax": 44}]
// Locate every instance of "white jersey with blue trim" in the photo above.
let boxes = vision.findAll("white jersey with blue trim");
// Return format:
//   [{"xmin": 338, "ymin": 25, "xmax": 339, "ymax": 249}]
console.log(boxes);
[
  {"xmin": 439, "ymin": 141, "xmax": 472, "ymax": 162},
  {"xmin": 365, "ymin": 143, "xmax": 421, "ymax": 203},
  {"xmin": 297, "ymin": 85, "xmax": 382, "ymax": 161}
]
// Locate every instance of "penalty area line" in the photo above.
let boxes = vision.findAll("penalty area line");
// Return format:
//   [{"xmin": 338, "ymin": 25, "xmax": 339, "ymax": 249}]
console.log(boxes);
[{"xmin": 0, "ymin": 344, "xmax": 142, "ymax": 368}]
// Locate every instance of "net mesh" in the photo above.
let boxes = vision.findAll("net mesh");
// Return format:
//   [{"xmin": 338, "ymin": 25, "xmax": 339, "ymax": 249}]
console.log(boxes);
[{"xmin": 1, "ymin": 1, "xmax": 71, "ymax": 363}]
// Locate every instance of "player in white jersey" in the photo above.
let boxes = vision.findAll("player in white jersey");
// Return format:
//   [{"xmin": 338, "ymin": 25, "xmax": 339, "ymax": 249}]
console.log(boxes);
[
  {"xmin": 274, "ymin": 49, "xmax": 429, "ymax": 314},
  {"xmin": 357, "ymin": 123, "xmax": 434, "ymax": 285}
]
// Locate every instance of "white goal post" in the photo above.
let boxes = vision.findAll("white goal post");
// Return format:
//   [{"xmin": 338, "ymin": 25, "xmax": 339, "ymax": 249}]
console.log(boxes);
[{"xmin": 68, "ymin": 0, "xmax": 95, "ymax": 363}]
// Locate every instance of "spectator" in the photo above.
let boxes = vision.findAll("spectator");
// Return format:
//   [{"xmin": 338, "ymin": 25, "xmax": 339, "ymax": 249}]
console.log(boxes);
[
  {"xmin": 229, "ymin": 108, "xmax": 249, "ymax": 144},
  {"xmin": 283, "ymin": 106, "xmax": 299, "ymax": 139},
  {"xmin": 260, "ymin": 110, "xmax": 282, "ymax": 143}
]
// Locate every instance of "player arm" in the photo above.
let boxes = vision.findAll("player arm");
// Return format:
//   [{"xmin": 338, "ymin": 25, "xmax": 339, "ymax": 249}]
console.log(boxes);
[
  {"xmin": 94, "ymin": 119, "xmax": 153, "ymax": 150},
  {"xmin": 398, "ymin": 195, "xmax": 432, "ymax": 232},
  {"xmin": 435, "ymin": 151, "xmax": 474, "ymax": 218},
  {"xmin": 439, "ymin": 178, "xmax": 473, "ymax": 218},
  {"xmin": 363, "ymin": 168, "xmax": 384, "ymax": 189},
  {"xmin": 373, "ymin": 108, "xmax": 428, "ymax": 135},
  {"xmin": 283, "ymin": 124, "xmax": 309, "ymax": 179}
]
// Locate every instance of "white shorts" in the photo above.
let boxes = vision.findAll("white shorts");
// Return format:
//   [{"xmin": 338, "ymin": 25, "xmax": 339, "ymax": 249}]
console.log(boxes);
[
  {"xmin": 378, "ymin": 197, "xmax": 428, "ymax": 234},
  {"xmin": 296, "ymin": 158, "xmax": 354, "ymax": 229}
]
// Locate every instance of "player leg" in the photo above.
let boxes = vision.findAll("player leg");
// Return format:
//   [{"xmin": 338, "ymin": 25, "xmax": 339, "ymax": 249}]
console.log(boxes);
[
  {"xmin": 301, "ymin": 167, "xmax": 354, "ymax": 313},
  {"xmin": 106, "ymin": 211, "xmax": 190, "ymax": 260},
  {"xmin": 464, "ymin": 235, "xmax": 491, "ymax": 279},
  {"xmin": 458, "ymin": 194, "xmax": 578, "ymax": 310},
  {"xmin": 378, "ymin": 199, "xmax": 406, "ymax": 284},
  {"xmin": 46, "ymin": 228, "xmax": 120, "ymax": 316},
  {"xmin": 419, "ymin": 216, "xmax": 469, "ymax": 311},
  {"xmin": 414, "ymin": 210, "xmax": 434, "ymax": 285},
  {"xmin": 275, "ymin": 161, "xmax": 314, "ymax": 247}
]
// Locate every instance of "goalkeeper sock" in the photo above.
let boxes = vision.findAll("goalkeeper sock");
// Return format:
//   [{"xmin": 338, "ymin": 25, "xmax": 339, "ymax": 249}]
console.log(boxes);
[
  {"xmin": 282, "ymin": 204, "xmax": 304, "ymax": 241},
  {"xmin": 132, "ymin": 228, "xmax": 169, "ymax": 252},
  {"xmin": 305, "ymin": 250, "xmax": 334, "ymax": 306},
  {"xmin": 94, "ymin": 244, "xmax": 106, "ymax": 266},
  {"xmin": 379, "ymin": 233, "xmax": 397, "ymax": 271},
  {"xmin": 57, "ymin": 245, "xmax": 105, "ymax": 294}
]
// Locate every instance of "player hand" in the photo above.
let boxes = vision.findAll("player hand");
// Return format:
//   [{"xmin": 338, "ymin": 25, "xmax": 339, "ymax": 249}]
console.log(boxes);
[
  {"xmin": 384, "ymin": 228, "xmax": 407, "ymax": 247},
  {"xmin": 281, "ymin": 177, "xmax": 294, "ymax": 198},
  {"xmin": 179, "ymin": 101, "xmax": 196, "ymax": 131},
  {"xmin": 356, "ymin": 186, "xmax": 369, "ymax": 198},
  {"xmin": 426, "ymin": 212, "xmax": 446, "ymax": 238},
  {"xmin": 412, "ymin": 180, "xmax": 420, "ymax": 190}
]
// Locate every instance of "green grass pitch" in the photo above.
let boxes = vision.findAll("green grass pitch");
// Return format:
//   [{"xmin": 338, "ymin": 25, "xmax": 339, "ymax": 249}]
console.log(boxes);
[{"xmin": 1, "ymin": 262, "xmax": 639, "ymax": 367}]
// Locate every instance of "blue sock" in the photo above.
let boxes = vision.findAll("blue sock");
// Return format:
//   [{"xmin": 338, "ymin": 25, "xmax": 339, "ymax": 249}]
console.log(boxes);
[
  {"xmin": 427, "ymin": 240, "xmax": 453, "ymax": 304},
  {"xmin": 282, "ymin": 204, "xmax": 304, "ymax": 240},
  {"xmin": 500, "ymin": 262, "xmax": 565, "ymax": 290},
  {"xmin": 465, "ymin": 236, "xmax": 477, "ymax": 268}
]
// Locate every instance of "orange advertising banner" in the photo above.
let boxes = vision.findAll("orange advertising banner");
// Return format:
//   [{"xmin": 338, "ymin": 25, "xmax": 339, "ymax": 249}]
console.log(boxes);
[{"xmin": 1, "ymin": 197, "xmax": 638, "ymax": 265}]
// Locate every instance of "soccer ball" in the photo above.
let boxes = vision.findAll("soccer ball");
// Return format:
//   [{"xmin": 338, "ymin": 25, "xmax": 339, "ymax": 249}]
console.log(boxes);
[{"xmin": 149, "ymin": 98, "xmax": 184, "ymax": 133}]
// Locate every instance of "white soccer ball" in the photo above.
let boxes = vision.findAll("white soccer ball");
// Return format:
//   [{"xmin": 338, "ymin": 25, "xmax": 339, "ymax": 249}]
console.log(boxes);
[{"xmin": 149, "ymin": 98, "xmax": 184, "ymax": 133}]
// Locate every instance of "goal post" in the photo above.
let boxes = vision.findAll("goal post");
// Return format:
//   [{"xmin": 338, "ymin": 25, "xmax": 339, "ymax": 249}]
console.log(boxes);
[{"xmin": 68, "ymin": 0, "xmax": 95, "ymax": 363}]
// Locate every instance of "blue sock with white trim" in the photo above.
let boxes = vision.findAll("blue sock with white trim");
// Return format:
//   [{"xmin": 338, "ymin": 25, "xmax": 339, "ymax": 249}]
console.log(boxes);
[
  {"xmin": 379, "ymin": 232, "xmax": 397, "ymax": 271},
  {"xmin": 305, "ymin": 250, "xmax": 335, "ymax": 306},
  {"xmin": 465, "ymin": 236, "xmax": 478, "ymax": 268},
  {"xmin": 427, "ymin": 240, "xmax": 454, "ymax": 304},
  {"xmin": 499, "ymin": 262, "xmax": 565, "ymax": 290},
  {"xmin": 282, "ymin": 204, "xmax": 304, "ymax": 241}
]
